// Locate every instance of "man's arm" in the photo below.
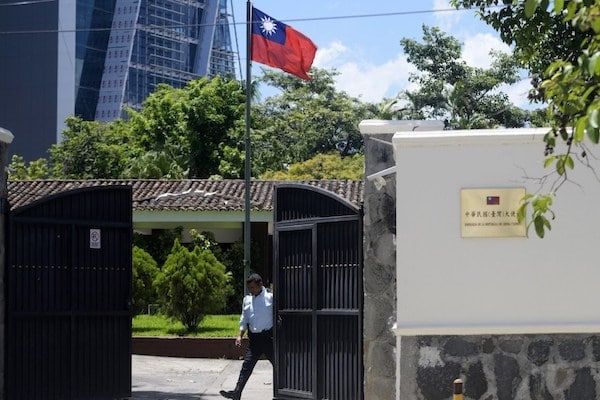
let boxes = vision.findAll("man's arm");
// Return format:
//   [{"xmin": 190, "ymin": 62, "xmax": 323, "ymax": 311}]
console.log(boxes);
[{"xmin": 235, "ymin": 328, "xmax": 246, "ymax": 347}]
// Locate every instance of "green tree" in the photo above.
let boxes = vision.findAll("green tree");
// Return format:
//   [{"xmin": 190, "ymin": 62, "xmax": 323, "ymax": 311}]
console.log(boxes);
[
  {"xmin": 44, "ymin": 76, "xmax": 244, "ymax": 180},
  {"xmin": 219, "ymin": 240, "xmax": 264, "ymax": 313},
  {"xmin": 133, "ymin": 228, "xmax": 183, "ymax": 268},
  {"xmin": 251, "ymin": 68, "xmax": 376, "ymax": 176},
  {"xmin": 260, "ymin": 153, "xmax": 364, "ymax": 180},
  {"xmin": 8, "ymin": 155, "xmax": 49, "ymax": 179},
  {"xmin": 132, "ymin": 246, "xmax": 160, "ymax": 315},
  {"xmin": 125, "ymin": 77, "xmax": 245, "ymax": 179},
  {"xmin": 154, "ymin": 239, "xmax": 232, "ymax": 331},
  {"xmin": 393, "ymin": 25, "xmax": 527, "ymax": 129},
  {"xmin": 49, "ymin": 116, "xmax": 131, "ymax": 178},
  {"xmin": 451, "ymin": 0, "xmax": 590, "ymax": 93},
  {"xmin": 184, "ymin": 77, "xmax": 246, "ymax": 178},
  {"xmin": 451, "ymin": 0, "xmax": 600, "ymax": 237}
]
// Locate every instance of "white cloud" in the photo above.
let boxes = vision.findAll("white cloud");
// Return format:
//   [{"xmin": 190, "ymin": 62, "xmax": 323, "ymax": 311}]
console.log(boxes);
[
  {"xmin": 499, "ymin": 79, "xmax": 536, "ymax": 109},
  {"xmin": 433, "ymin": 0, "xmax": 462, "ymax": 32},
  {"xmin": 313, "ymin": 40, "xmax": 349, "ymax": 67},
  {"xmin": 462, "ymin": 33, "xmax": 511, "ymax": 68},
  {"xmin": 314, "ymin": 41, "xmax": 414, "ymax": 103}
]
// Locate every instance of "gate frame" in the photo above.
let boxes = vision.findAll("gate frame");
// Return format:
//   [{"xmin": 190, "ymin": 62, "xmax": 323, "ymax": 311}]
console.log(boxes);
[
  {"xmin": 273, "ymin": 183, "xmax": 364, "ymax": 400},
  {"xmin": 5, "ymin": 185, "xmax": 133, "ymax": 400}
]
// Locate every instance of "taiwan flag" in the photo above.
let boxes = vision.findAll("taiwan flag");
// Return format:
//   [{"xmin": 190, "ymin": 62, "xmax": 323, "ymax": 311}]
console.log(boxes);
[{"xmin": 251, "ymin": 7, "xmax": 317, "ymax": 80}]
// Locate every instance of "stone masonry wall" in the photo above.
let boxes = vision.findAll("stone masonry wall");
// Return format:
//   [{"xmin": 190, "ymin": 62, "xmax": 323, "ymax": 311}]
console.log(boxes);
[
  {"xmin": 362, "ymin": 132, "xmax": 397, "ymax": 400},
  {"xmin": 399, "ymin": 334, "xmax": 600, "ymax": 400}
]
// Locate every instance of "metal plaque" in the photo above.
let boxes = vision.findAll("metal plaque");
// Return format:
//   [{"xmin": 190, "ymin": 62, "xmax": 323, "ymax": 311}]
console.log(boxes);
[{"xmin": 461, "ymin": 188, "xmax": 526, "ymax": 238}]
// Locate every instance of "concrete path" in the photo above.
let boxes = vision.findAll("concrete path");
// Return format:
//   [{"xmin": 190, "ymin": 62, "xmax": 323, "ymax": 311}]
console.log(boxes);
[{"xmin": 131, "ymin": 355, "xmax": 273, "ymax": 400}]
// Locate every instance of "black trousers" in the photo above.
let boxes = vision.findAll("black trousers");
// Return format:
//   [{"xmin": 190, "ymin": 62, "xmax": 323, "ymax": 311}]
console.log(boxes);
[{"xmin": 235, "ymin": 329, "xmax": 274, "ymax": 393}]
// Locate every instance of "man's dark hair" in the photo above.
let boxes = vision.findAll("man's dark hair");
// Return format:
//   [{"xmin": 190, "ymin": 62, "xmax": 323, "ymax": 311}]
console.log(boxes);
[{"xmin": 246, "ymin": 273, "xmax": 262, "ymax": 284}]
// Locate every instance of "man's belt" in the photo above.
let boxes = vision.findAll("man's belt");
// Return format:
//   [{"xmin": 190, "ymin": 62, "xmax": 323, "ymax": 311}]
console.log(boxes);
[{"xmin": 250, "ymin": 328, "xmax": 273, "ymax": 335}]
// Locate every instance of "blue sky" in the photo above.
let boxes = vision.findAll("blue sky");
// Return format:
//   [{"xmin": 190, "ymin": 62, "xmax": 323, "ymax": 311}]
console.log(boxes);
[{"xmin": 229, "ymin": 0, "xmax": 532, "ymax": 107}]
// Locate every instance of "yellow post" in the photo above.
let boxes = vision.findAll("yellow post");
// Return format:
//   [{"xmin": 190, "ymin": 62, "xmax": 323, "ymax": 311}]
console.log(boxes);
[{"xmin": 453, "ymin": 378, "xmax": 464, "ymax": 400}]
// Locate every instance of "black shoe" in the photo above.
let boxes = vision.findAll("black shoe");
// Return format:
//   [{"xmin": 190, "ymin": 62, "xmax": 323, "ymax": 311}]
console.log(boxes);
[{"xmin": 219, "ymin": 389, "xmax": 240, "ymax": 400}]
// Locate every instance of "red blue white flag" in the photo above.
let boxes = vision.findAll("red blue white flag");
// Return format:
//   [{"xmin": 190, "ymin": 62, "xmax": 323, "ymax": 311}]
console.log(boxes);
[
  {"xmin": 486, "ymin": 196, "xmax": 500, "ymax": 205},
  {"xmin": 251, "ymin": 7, "xmax": 317, "ymax": 80}
]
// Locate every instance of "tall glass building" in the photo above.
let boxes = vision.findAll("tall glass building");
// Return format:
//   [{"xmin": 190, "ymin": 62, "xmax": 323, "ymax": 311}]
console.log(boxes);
[{"xmin": 0, "ymin": 0, "xmax": 236, "ymax": 160}]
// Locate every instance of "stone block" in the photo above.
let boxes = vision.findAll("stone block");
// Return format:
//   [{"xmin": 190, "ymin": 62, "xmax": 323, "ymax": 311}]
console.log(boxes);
[
  {"xmin": 558, "ymin": 339, "xmax": 585, "ymax": 361},
  {"xmin": 364, "ymin": 375, "xmax": 396, "ymax": 400},
  {"xmin": 564, "ymin": 368, "xmax": 596, "ymax": 400},
  {"xmin": 527, "ymin": 339, "xmax": 553, "ymax": 366},
  {"xmin": 529, "ymin": 372, "xmax": 553, "ymax": 400},
  {"xmin": 366, "ymin": 341, "xmax": 396, "ymax": 378},
  {"xmin": 482, "ymin": 337, "xmax": 495, "ymax": 353},
  {"xmin": 499, "ymin": 338, "xmax": 524, "ymax": 354},
  {"xmin": 363, "ymin": 295, "xmax": 394, "ymax": 339},
  {"xmin": 465, "ymin": 361, "xmax": 488, "ymax": 400},
  {"xmin": 444, "ymin": 336, "xmax": 478, "ymax": 357},
  {"xmin": 417, "ymin": 361, "xmax": 461, "ymax": 400},
  {"xmin": 494, "ymin": 353, "xmax": 521, "ymax": 400},
  {"xmin": 363, "ymin": 261, "xmax": 395, "ymax": 296}
]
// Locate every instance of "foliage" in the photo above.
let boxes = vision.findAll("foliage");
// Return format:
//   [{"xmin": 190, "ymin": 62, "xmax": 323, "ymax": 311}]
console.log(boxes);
[
  {"xmin": 48, "ymin": 116, "xmax": 131, "ymax": 178},
  {"xmin": 251, "ymin": 68, "xmax": 376, "ymax": 176},
  {"xmin": 8, "ymin": 155, "xmax": 48, "ymax": 179},
  {"xmin": 391, "ymin": 25, "xmax": 527, "ymax": 129},
  {"xmin": 132, "ymin": 246, "xmax": 160, "ymax": 315},
  {"xmin": 133, "ymin": 228, "xmax": 262, "ymax": 314},
  {"xmin": 42, "ymin": 76, "xmax": 245, "ymax": 180},
  {"xmin": 133, "ymin": 228, "xmax": 183, "ymax": 267},
  {"xmin": 451, "ymin": 0, "xmax": 591, "ymax": 96},
  {"xmin": 219, "ymin": 240, "xmax": 265, "ymax": 313},
  {"xmin": 17, "ymin": 71, "xmax": 376, "ymax": 180},
  {"xmin": 189, "ymin": 229, "xmax": 222, "ymax": 257},
  {"xmin": 260, "ymin": 153, "xmax": 364, "ymax": 180},
  {"xmin": 451, "ymin": 0, "xmax": 600, "ymax": 237},
  {"xmin": 132, "ymin": 313, "xmax": 239, "ymax": 337},
  {"xmin": 184, "ymin": 77, "xmax": 246, "ymax": 178},
  {"xmin": 124, "ymin": 77, "xmax": 246, "ymax": 179},
  {"xmin": 154, "ymin": 239, "xmax": 233, "ymax": 331},
  {"xmin": 123, "ymin": 143, "xmax": 188, "ymax": 179}
]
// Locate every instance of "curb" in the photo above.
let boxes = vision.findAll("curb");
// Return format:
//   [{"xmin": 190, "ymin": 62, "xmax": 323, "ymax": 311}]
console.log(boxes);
[{"xmin": 132, "ymin": 336, "xmax": 249, "ymax": 359}]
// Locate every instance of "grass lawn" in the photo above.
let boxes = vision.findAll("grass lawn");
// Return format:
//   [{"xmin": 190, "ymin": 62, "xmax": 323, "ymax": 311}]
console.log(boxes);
[{"xmin": 132, "ymin": 314, "xmax": 239, "ymax": 337}]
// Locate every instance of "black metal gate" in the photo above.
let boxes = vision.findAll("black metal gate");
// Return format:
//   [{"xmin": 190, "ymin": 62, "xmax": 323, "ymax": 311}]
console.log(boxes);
[
  {"xmin": 273, "ymin": 184, "xmax": 363, "ymax": 400},
  {"xmin": 6, "ymin": 186, "xmax": 133, "ymax": 400}
]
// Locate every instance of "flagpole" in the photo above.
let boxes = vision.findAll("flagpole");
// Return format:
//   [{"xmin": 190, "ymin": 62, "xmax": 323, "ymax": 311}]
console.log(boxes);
[{"xmin": 243, "ymin": 0, "xmax": 252, "ymax": 283}]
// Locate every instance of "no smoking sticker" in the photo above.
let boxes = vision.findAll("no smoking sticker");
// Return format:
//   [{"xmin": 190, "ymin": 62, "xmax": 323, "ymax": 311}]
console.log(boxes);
[{"xmin": 90, "ymin": 228, "xmax": 101, "ymax": 249}]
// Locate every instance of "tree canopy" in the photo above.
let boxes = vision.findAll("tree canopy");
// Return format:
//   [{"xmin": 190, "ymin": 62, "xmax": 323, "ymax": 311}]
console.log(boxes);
[
  {"xmin": 251, "ymin": 68, "xmax": 376, "ymax": 176},
  {"xmin": 452, "ymin": 0, "xmax": 600, "ymax": 237},
  {"xmin": 390, "ymin": 25, "xmax": 530, "ymax": 129},
  {"xmin": 260, "ymin": 152, "xmax": 365, "ymax": 180},
  {"xmin": 11, "ymin": 70, "xmax": 375, "ymax": 180}
]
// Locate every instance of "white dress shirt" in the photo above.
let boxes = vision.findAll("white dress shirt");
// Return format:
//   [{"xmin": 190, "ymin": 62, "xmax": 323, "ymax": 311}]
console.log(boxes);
[{"xmin": 239, "ymin": 287, "xmax": 273, "ymax": 333}]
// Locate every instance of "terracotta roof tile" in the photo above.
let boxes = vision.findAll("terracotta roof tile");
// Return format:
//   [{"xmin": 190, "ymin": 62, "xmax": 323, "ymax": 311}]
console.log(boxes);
[{"xmin": 8, "ymin": 179, "xmax": 364, "ymax": 211}]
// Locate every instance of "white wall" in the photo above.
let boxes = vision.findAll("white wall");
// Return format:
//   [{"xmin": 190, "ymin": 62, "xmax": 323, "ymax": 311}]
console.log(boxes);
[{"xmin": 392, "ymin": 127, "xmax": 600, "ymax": 335}]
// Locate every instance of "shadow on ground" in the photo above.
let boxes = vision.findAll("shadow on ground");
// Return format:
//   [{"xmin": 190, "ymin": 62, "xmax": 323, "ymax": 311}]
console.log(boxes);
[{"xmin": 131, "ymin": 391, "xmax": 219, "ymax": 399}]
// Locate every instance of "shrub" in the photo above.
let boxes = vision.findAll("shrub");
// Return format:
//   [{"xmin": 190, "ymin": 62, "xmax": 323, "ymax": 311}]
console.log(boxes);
[
  {"xmin": 132, "ymin": 246, "xmax": 159, "ymax": 315},
  {"xmin": 133, "ymin": 227, "xmax": 183, "ymax": 267},
  {"xmin": 154, "ymin": 239, "xmax": 233, "ymax": 331}
]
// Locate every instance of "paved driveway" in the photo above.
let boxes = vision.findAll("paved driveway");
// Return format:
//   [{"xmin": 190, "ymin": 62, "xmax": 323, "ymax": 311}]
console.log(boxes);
[{"xmin": 132, "ymin": 355, "xmax": 273, "ymax": 400}]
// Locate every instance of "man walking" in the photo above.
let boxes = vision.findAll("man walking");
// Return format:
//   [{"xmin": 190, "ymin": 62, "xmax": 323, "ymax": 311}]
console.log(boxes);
[{"xmin": 220, "ymin": 273, "xmax": 273, "ymax": 400}]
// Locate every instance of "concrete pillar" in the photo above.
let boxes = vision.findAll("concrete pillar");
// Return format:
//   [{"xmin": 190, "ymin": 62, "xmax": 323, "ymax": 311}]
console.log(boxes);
[{"xmin": 360, "ymin": 120, "xmax": 443, "ymax": 400}]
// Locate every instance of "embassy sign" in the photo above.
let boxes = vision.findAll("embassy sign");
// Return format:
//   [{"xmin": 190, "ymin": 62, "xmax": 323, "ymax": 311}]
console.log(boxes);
[{"xmin": 460, "ymin": 188, "xmax": 526, "ymax": 238}]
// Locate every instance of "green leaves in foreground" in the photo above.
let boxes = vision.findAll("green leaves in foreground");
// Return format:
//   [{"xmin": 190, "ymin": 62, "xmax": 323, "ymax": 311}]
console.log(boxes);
[{"xmin": 517, "ymin": 193, "xmax": 555, "ymax": 238}]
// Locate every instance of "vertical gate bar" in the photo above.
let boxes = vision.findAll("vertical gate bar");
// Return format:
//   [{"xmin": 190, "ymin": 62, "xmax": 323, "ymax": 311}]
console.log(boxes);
[
  {"xmin": 347, "ymin": 222, "xmax": 351, "ymax": 309},
  {"xmin": 70, "ymin": 222, "xmax": 76, "ymax": 400},
  {"xmin": 312, "ymin": 224, "xmax": 318, "ymax": 399}
]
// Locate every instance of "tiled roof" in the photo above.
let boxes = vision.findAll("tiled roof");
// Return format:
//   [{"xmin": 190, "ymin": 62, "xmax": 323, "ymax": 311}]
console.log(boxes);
[{"xmin": 8, "ymin": 179, "xmax": 364, "ymax": 211}]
